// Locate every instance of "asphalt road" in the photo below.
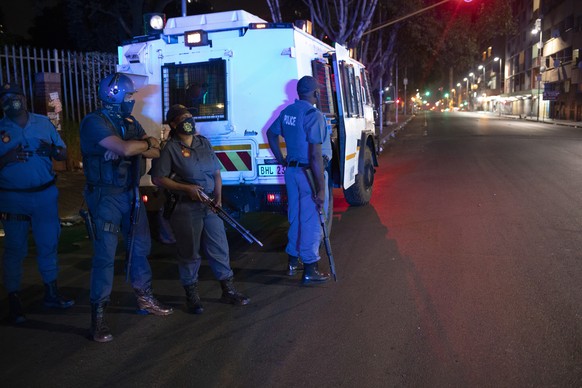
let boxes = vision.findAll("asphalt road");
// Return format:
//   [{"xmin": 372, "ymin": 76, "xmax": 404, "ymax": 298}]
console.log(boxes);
[{"xmin": 2, "ymin": 111, "xmax": 582, "ymax": 387}]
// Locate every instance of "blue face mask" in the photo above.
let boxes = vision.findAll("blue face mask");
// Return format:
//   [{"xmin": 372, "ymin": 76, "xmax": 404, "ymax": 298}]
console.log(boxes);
[
  {"xmin": 176, "ymin": 117, "xmax": 196, "ymax": 135},
  {"xmin": 1, "ymin": 95, "xmax": 26, "ymax": 119},
  {"xmin": 120, "ymin": 100, "xmax": 135, "ymax": 118}
]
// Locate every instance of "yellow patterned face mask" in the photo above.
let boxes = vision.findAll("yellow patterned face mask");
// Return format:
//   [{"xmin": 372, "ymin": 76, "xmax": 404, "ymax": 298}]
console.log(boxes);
[{"xmin": 176, "ymin": 117, "xmax": 196, "ymax": 135}]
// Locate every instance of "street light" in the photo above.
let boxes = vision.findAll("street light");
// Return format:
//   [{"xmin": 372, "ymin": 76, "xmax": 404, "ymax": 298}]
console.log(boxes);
[
  {"xmin": 363, "ymin": 0, "xmax": 473, "ymax": 36},
  {"xmin": 494, "ymin": 57, "xmax": 503, "ymax": 93},
  {"xmin": 532, "ymin": 18, "xmax": 543, "ymax": 121}
]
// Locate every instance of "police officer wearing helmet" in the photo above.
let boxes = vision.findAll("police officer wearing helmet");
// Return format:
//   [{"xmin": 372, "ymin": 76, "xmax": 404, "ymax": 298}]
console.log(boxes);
[
  {"xmin": 80, "ymin": 73, "xmax": 172, "ymax": 343},
  {"xmin": 267, "ymin": 75, "xmax": 332, "ymax": 284},
  {"xmin": 150, "ymin": 104, "xmax": 250, "ymax": 314},
  {"xmin": 0, "ymin": 83, "xmax": 73, "ymax": 324}
]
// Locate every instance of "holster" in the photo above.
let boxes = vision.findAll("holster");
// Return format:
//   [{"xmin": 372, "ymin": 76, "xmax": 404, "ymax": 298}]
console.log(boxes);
[
  {"xmin": 79, "ymin": 209, "xmax": 96, "ymax": 240},
  {"xmin": 163, "ymin": 191, "xmax": 178, "ymax": 219}
]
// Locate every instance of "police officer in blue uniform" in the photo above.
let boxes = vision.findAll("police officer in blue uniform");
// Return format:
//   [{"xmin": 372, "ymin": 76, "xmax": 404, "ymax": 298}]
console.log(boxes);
[
  {"xmin": 267, "ymin": 76, "xmax": 332, "ymax": 284},
  {"xmin": 80, "ymin": 73, "xmax": 173, "ymax": 343},
  {"xmin": 151, "ymin": 104, "xmax": 249, "ymax": 314},
  {"xmin": 0, "ymin": 83, "xmax": 74, "ymax": 324}
]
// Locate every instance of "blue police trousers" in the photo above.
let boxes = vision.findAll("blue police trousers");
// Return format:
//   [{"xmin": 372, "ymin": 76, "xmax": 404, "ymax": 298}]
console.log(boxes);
[
  {"xmin": 0, "ymin": 185, "xmax": 60, "ymax": 292},
  {"xmin": 85, "ymin": 188, "xmax": 153, "ymax": 303},
  {"xmin": 170, "ymin": 200, "xmax": 233, "ymax": 285},
  {"xmin": 284, "ymin": 167, "xmax": 329, "ymax": 264}
]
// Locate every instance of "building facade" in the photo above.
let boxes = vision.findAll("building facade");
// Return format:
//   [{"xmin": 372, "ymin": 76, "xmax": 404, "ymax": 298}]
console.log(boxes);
[
  {"xmin": 475, "ymin": 0, "xmax": 582, "ymax": 121},
  {"xmin": 505, "ymin": 0, "xmax": 582, "ymax": 121}
]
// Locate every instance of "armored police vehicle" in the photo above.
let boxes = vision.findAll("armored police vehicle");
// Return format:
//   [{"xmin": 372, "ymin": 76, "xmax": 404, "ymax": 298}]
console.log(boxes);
[{"xmin": 117, "ymin": 9, "xmax": 377, "ymax": 215}]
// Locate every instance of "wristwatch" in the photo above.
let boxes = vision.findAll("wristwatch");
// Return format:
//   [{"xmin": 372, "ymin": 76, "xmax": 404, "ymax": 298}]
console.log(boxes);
[{"xmin": 144, "ymin": 137, "xmax": 152, "ymax": 151}]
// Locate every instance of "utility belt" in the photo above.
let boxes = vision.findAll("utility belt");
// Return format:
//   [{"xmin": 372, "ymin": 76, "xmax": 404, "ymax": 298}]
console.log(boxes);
[
  {"xmin": 162, "ymin": 190, "xmax": 214, "ymax": 219},
  {"xmin": 86, "ymin": 184, "xmax": 132, "ymax": 195},
  {"xmin": 0, "ymin": 212, "xmax": 30, "ymax": 222},
  {"xmin": 287, "ymin": 156, "xmax": 330, "ymax": 168},
  {"xmin": 0, "ymin": 176, "xmax": 57, "ymax": 193},
  {"xmin": 287, "ymin": 161, "xmax": 310, "ymax": 168}
]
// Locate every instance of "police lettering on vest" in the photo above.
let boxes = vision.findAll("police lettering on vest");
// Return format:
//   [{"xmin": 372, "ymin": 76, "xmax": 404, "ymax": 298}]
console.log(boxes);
[{"xmin": 283, "ymin": 114, "xmax": 296, "ymax": 126}]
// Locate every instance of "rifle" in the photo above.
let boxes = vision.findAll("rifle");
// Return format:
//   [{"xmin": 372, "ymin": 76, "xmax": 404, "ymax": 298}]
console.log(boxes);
[
  {"xmin": 197, "ymin": 190, "xmax": 263, "ymax": 247},
  {"xmin": 125, "ymin": 155, "xmax": 142, "ymax": 282},
  {"xmin": 303, "ymin": 167, "xmax": 337, "ymax": 282}
]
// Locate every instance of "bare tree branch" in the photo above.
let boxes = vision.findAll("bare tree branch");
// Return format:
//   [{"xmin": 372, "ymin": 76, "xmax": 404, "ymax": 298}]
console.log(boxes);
[{"xmin": 266, "ymin": 0, "xmax": 282, "ymax": 22}]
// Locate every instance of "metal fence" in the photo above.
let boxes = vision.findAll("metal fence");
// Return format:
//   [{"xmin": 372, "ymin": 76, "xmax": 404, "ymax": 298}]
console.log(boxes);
[{"xmin": 0, "ymin": 45, "xmax": 117, "ymax": 123}]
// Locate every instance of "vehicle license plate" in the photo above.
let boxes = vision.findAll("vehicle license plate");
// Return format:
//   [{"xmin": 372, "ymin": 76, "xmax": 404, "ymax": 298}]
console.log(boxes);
[{"xmin": 258, "ymin": 164, "xmax": 286, "ymax": 177}]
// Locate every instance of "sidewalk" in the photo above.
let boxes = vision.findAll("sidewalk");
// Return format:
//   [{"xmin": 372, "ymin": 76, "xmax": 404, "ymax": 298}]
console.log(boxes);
[
  {"xmin": 483, "ymin": 111, "xmax": 582, "ymax": 129},
  {"xmin": 376, "ymin": 114, "xmax": 415, "ymax": 153}
]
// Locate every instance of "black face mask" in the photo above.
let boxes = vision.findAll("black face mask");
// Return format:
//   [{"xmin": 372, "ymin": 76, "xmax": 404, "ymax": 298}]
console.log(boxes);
[
  {"xmin": 176, "ymin": 117, "xmax": 196, "ymax": 135},
  {"xmin": 1, "ymin": 96, "xmax": 26, "ymax": 119}
]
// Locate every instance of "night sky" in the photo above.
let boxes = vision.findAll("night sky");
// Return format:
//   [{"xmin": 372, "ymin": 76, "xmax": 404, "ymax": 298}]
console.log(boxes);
[{"xmin": 0, "ymin": 0, "xmax": 271, "ymax": 40}]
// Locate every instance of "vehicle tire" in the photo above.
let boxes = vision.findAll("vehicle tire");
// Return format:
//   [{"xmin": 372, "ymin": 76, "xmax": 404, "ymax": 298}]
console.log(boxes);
[{"xmin": 343, "ymin": 145, "xmax": 374, "ymax": 206}]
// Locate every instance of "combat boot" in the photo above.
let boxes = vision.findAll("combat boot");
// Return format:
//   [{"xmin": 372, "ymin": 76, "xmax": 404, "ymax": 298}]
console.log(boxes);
[
  {"xmin": 8, "ymin": 292, "xmax": 26, "ymax": 324},
  {"xmin": 90, "ymin": 302, "xmax": 113, "ymax": 343},
  {"xmin": 287, "ymin": 255, "xmax": 303, "ymax": 276},
  {"xmin": 219, "ymin": 278, "xmax": 250, "ymax": 305},
  {"xmin": 301, "ymin": 262, "xmax": 330, "ymax": 285},
  {"xmin": 184, "ymin": 282, "xmax": 204, "ymax": 314},
  {"xmin": 134, "ymin": 287, "xmax": 174, "ymax": 316},
  {"xmin": 43, "ymin": 280, "xmax": 75, "ymax": 309}
]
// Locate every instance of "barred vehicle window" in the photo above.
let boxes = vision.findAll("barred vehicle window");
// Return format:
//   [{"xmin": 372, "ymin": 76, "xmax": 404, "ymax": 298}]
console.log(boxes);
[
  {"xmin": 311, "ymin": 59, "xmax": 335, "ymax": 116},
  {"xmin": 162, "ymin": 59, "xmax": 227, "ymax": 122}
]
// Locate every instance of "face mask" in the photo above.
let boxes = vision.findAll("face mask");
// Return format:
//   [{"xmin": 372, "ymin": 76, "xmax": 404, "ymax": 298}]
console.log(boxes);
[
  {"xmin": 1, "ymin": 96, "xmax": 26, "ymax": 119},
  {"xmin": 120, "ymin": 100, "xmax": 135, "ymax": 118},
  {"xmin": 176, "ymin": 117, "xmax": 196, "ymax": 135}
]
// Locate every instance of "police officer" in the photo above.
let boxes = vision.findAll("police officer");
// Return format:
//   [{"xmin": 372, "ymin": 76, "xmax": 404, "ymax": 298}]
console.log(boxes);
[
  {"xmin": 80, "ymin": 73, "xmax": 173, "ymax": 343},
  {"xmin": 0, "ymin": 83, "xmax": 74, "ymax": 324},
  {"xmin": 151, "ymin": 104, "xmax": 249, "ymax": 314},
  {"xmin": 267, "ymin": 76, "xmax": 331, "ymax": 284}
]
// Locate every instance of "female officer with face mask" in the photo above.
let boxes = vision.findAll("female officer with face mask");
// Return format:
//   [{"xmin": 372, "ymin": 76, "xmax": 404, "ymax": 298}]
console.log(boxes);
[{"xmin": 151, "ymin": 104, "xmax": 249, "ymax": 314}]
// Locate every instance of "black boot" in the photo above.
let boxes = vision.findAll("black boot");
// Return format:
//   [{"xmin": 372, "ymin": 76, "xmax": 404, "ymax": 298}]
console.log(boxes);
[
  {"xmin": 43, "ymin": 280, "xmax": 75, "ymax": 309},
  {"xmin": 8, "ymin": 292, "xmax": 26, "ymax": 324},
  {"xmin": 219, "ymin": 278, "xmax": 250, "ymax": 305},
  {"xmin": 301, "ymin": 262, "xmax": 330, "ymax": 285},
  {"xmin": 134, "ymin": 287, "xmax": 174, "ymax": 316},
  {"xmin": 90, "ymin": 302, "xmax": 113, "ymax": 343},
  {"xmin": 287, "ymin": 255, "xmax": 303, "ymax": 276},
  {"xmin": 184, "ymin": 283, "xmax": 204, "ymax": 314}
]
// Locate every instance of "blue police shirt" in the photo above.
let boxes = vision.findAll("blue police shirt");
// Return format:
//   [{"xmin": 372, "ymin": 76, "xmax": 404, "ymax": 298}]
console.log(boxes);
[
  {"xmin": 268, "ymin": 99, "xmax": 331, "ymax": 164},
  {"xmin": 0, "ymin": 113, "xmax": 65, "ymax": 190},
  {"xmin": 80, "ymin": 110, "xmax": 146, "ymax": 187},
  {"xmin": 80, "ymin": 110, "xmax": 145, "ymax": 156},
  {"xmin": 150, "ymin": 135, "xmax": 221, "ymax": 194}
]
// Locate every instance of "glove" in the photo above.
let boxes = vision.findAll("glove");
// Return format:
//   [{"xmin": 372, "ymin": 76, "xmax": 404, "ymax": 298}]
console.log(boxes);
[
  {"xmin": 36, "ymin": 140, "xmax": 58, "ymax": 158},
  {"xmin": 0, "ymin": 144, "xmax": 31, "ymax": 168}
]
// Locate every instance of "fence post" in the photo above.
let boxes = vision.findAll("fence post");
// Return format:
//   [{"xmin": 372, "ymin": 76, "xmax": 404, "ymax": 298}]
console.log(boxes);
[{"xmin": 34, "ymin": 72, "xmax": 66, "ymax": 171}]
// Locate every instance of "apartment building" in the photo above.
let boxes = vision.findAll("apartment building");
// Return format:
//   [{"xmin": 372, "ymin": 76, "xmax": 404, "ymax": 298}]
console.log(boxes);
[{"xmin": 504, "ymin": 0, "xmax": 582, "ymax": 121}]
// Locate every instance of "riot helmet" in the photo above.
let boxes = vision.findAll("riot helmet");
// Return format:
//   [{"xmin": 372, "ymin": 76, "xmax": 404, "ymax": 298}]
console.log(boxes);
[{"xmin": 98, "ymin": 73, "xmax": 136, "ymax": 117}]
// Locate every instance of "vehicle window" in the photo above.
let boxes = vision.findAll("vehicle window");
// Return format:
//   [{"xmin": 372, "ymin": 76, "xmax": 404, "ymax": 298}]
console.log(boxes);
[
  {"xmin": 162, "ymin": 59, "xmax": 227, "ymax": 122},
  {"xmin": 312, "ymin": 59, "xmax": 335, "ymax": 116}
]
